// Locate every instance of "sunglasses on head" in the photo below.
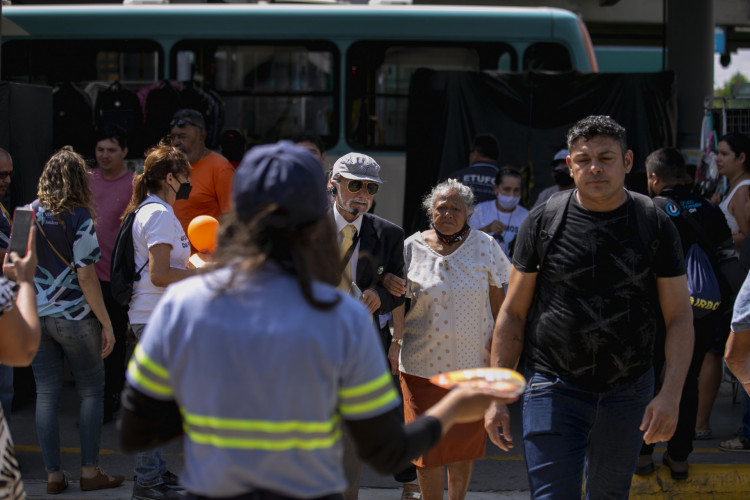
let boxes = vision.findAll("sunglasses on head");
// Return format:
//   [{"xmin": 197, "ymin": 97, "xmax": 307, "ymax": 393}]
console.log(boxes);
[
  {"xmin": 344, "ymin": 179, "xmax": 379, "ymax": 195},
  {"xmin": 170, "ymin": 119, "xmax": 201, "ymax": 129}
]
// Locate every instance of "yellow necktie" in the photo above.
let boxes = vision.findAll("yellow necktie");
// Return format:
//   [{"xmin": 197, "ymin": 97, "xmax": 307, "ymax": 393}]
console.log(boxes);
[
  {"xmin": 0, "ymin": 202, "xmax": 10, "ymax": 223},
  {"xmin": 339, "ymin": 224, "xmax": 356, "ymax": 291}
]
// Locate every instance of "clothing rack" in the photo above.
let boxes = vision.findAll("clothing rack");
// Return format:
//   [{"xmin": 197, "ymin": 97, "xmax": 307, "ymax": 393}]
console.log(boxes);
[{"xmin": 704, "ymin": 96, "xmax": 750, "ymax": 137}]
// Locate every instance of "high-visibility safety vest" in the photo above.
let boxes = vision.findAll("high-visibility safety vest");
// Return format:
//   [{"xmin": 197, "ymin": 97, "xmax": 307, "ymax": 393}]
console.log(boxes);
[{"xmin": 127, "ymin": 267, "xmax": 401, "ymax": 498}]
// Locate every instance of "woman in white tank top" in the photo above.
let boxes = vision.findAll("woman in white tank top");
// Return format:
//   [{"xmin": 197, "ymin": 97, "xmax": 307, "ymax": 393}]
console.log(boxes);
[{"xmin": 717, "ymin": 133, "xmax": 750, "ymax": 251}]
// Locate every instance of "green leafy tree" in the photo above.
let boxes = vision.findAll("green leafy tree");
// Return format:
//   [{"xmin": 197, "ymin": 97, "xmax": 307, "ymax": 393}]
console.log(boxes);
[{"xmin": 715, "ymin": 72, "xmax": 750, "ymax": 102}]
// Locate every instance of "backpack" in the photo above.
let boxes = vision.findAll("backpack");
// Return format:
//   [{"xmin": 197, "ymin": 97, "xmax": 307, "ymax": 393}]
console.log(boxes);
[
  {"xmin": 143, "ymin": 81, "xmax": 183, "ymax": 149},
  {"xmin": 684, "ymin": 243, "xmax": 722, "ymax": 318},
  {"xmin": 655, "ymin": 195, "xmax": 725, "ymax": 317},
  {"xmin": 536, "ymin": 189, "xmax": 660, "ymax": 270},
  {"xmin": 94, "ymin": 81, "xmax": 144, "ymax": 156},
  {"xmin": 52, "ymin": 82, "xmax": 96, "ymax": 158},
  {"xmin": 109, "ymin": 202, "xmax": 159, "ymax": 306}
]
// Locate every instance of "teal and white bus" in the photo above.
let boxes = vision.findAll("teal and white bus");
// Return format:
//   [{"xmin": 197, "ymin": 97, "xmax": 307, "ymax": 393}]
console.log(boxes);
[{"xmin": 1, "ymin": 3, "xmax": 596, "ymax": 225}]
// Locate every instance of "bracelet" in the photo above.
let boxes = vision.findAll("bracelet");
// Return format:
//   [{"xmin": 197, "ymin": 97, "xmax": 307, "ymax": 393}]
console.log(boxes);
[
  {"xmin": 743, "ymin": 379, "xmax": 750, "ymax": 385},
  {"xmin": 391, "ymin": 338, "xmax": 403, "ymax": 346}
]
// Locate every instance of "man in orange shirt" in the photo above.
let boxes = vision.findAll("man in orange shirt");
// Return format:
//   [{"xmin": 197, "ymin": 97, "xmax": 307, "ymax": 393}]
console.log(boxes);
[{"xmin": 170, "ymin": 109, "xmax": 234, "ymax": 246}]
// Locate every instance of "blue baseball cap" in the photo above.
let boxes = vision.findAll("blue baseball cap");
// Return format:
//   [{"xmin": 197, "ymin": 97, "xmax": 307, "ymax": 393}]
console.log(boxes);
[
  {"xmin": 233, "ymin": 141, "xmax": 329, "ymax": 227},
  {"xmin": 551, "ymin": 148, "xmax": 569, "ymax": 170}
]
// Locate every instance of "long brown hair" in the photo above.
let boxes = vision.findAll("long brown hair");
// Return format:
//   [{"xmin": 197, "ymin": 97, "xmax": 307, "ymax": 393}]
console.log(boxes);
[
  {"xmin": 122, "ymin": 143, "xmax": 190, "ymax": 220},
  {"xmin": 209, "ymin": 209, "xmax": 341, "ymax": 310},
  {"xmin": 37, "ymin": 146, "xmax": 95, "ymax": 218}
]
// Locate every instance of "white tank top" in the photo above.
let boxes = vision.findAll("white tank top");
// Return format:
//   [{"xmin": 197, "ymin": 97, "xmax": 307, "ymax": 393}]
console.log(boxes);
[{"xmin": 719, "ymin": 179, "xmax": 750, "ymax": 233}]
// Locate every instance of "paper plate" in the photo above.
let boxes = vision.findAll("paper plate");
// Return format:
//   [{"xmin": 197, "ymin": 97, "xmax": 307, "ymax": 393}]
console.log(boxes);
[
  {"xmin": 429, "ymin": 367, "xmax": 526, "ymax": 397},
  {"xmin": 189, "ymin": 253, "xmax": 208, "ymax": 269}
]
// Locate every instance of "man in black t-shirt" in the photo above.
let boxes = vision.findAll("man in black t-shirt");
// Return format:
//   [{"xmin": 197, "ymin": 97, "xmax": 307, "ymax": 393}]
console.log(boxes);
[
  {"xmin": 637, "ymin": 147, "xmax": 732, "ymax": 479},
  {"xmin": 484, "ymin": 116, "xmax": 694, "ymax": 499},
  {"xmin": 450, "ymin": 133, "xmax": 500, "ymax": 203}
]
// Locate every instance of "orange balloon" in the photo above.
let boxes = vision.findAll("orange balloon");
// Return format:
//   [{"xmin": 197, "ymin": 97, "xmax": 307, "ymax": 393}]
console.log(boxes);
[{"xmin": 187, "ymin": 215, "xmax": 219, "ymax": 253}]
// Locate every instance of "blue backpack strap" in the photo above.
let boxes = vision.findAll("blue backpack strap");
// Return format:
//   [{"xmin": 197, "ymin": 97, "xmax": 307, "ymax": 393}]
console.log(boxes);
[{"xmin": 536, "ymin": 189, "xmax": 575, "ymax": 270}]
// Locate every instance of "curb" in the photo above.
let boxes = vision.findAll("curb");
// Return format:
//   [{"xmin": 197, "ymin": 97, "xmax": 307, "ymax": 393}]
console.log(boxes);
[
  {"xmin": 24, "ymin": 478, "xmax": 133, "ymax": 499},
  {"xmin": 20, "ymin": 465, "xmax": 750, "ymax": 499},
  {"xmin": 630, "ymin": 464, "xmax": 750, "ymax": 499}
]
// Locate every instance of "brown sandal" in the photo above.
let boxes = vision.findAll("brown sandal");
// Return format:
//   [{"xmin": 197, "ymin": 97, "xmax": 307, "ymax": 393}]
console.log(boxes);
[
  {"xmin": 719, "ymin": 436, "xmax": 750, "ymax": 452},
  {"xmin": 401, "ymin": 482, "xmax": 421, "ymax": 500}
]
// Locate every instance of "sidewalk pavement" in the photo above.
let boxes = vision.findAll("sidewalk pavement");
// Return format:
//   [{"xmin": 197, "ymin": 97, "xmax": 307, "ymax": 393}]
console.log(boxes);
[{"xmin": 21, "ymin": 481, "xmax": 530, "ymax": 500}]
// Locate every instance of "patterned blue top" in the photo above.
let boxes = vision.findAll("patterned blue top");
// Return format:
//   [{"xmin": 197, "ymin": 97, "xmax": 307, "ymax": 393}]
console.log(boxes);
[
  {"xmin": 31, "ymin": 200, "xmax": 100, "ymax": 320},
  {"xmin": 0, "ymin": 277, "xmax": 15, "ymax": 315}
]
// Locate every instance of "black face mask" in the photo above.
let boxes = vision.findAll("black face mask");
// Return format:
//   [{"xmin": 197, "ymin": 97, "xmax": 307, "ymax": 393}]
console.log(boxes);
[
  {"xmin": 553, "ymin": 170, "xmax": 574, "ymax": 187},
  {"xmin": 171, "ymin": 180, "xmax": 192, "ymax": 201}
]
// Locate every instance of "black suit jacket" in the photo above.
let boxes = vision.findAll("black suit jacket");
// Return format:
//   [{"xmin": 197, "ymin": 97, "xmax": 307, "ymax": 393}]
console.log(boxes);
[
  {"xmin": 353, "ymin": 212, "xmax": 406, "ymax": 318},
  {"xmin": 355, "ymin": 213, "xmax": 404, "ymax": 314}
]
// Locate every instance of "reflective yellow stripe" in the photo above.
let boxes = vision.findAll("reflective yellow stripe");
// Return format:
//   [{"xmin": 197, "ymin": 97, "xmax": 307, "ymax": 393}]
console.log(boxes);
[
  {"xmin": 180, "ymin": 410, "xmax": 342, "ymax": 451},
  {"xmin": 184, "ymin": 428, "xmax": 342, "ymax": 451},
  {"xmin": 182, "ymin": 412, "xmax": 340, "ymax": 433},
  {"xmin": 338, "ymin": 371, "xmax": 391, "ymax": 398},
  {"xmin": 339, "ymin": 387, "xmax": 399, "ymax": 415},
  {"xmin": 134, "ymin": 344, "xmax": 169, "ymax": 379},
  {"xmin": 128, "ymin": 361, "xmax": 173, "ymax": 397}
]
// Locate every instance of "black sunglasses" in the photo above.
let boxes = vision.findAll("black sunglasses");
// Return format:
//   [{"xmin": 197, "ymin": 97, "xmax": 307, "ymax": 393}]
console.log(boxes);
[
  {"xmin": 170, "ymin": 119, "xmax": 202, "ymax": 129},
  {"xmin": 344, "ymin": 179, "xmax": 379, "ymax": 195}
]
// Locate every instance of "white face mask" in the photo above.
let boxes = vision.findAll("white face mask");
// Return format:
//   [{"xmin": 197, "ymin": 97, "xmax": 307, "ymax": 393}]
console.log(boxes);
[{"xmin": 497, "ymin": 193, "xmax": 520, "ymax": 211}]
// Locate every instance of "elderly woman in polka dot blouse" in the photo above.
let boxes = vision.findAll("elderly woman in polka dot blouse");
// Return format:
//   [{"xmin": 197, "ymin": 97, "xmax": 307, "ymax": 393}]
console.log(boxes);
[{"xmin": 386, "ymin": 178, "xmax": 510, "ymax": 500}]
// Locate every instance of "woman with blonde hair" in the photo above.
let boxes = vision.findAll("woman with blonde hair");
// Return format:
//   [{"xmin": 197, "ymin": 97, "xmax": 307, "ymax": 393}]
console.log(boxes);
[
  {"xmin": 22, "ymin": 147, "xmax": 123, "ymax": 494},
  {"xmin": 124, "ymin": 143, "xmax": 194, "ymax": 500}
]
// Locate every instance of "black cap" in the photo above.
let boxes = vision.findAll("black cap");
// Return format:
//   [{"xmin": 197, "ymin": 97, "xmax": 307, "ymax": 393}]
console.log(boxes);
[
  {"xmin": 171, "ymin": 109, "xmax": 206, "ymax": 131},
  {"xmin": 233, "ymin": 141, "xmax": 328, "ymax": 227}
]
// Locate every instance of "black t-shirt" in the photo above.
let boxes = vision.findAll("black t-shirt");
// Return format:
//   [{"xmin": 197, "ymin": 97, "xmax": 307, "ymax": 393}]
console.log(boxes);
[{"xmin": 513, "ymin": 191, "xmax": 685, "ymax": 391}]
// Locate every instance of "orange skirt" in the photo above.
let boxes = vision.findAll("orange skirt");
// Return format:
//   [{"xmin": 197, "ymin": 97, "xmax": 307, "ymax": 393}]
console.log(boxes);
[{"xmin": 400, "ymin": 371, "xmax": 486, "ymax": 468}]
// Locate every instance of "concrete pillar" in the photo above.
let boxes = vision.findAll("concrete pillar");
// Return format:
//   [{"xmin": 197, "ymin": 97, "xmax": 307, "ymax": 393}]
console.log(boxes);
[{"xmin": 667, "ymin": 0, "xmax": 714, "ymax": 148}]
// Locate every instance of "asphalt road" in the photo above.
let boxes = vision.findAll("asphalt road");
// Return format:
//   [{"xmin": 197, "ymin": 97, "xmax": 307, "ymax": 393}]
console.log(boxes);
[{"xmin": 6, "ymin": 366, "xmax": 750, "ymax": 499}]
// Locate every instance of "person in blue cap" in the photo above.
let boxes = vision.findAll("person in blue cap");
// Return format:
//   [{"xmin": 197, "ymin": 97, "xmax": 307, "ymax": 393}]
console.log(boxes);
[{"xmin": 117, "ymin": 141, "xmax": 511, "ymax": 500}]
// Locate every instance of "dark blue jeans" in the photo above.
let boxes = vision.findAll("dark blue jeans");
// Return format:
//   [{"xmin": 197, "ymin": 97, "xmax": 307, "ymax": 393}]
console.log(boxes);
[
  {"xmin": 32, "ymin": 316, "xmax": 104, "ymax": 472},
  {"xmin": 742, "ymin": 390, "xmax": 750, "ymax": 441},
  {"xmin": 522, "ymin": 369, "xmax": 654, "ymax": 500},
  {"xmin": 130, "ymin": 323, "xmax": 167, "ymax": 487}
]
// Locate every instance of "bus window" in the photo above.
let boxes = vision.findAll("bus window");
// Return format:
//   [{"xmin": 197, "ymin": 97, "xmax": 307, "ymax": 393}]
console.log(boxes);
[
  {"xmin": 1, "ymin": 40, "xmax": 160, "ymax": 86},
  {"xmin": 347, "ymin": 42, "xmax": 516, "ymax": 150},
  {"xmin": 523, "ymin": 42, "xmax": 573, "ymax": 71},
  {"xmin": 172, "ymin": 41, "xmax": 337, "ymax": 147}
]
